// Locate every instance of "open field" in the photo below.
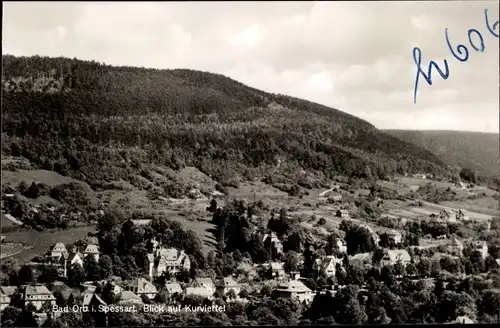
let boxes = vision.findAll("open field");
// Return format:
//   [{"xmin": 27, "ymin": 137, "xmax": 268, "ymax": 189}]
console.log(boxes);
[
  {"xmin": 0, "ymin": 226, "xmax": 95, "ymax": 264},
  {"xmin": 0, "ymin": 243, "xmax": 27, "ymax": 259},
  {"xmin": 1, "ymin": 169, "xmax": 91, "ymax": 189},
  {"xmin": 440, "ymin": 197, "xmax": 499, "ymax": 217}
]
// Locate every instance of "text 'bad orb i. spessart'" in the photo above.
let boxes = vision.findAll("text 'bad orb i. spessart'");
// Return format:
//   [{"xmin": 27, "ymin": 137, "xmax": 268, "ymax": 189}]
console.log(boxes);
[{"xmin": 413, "ymin": 8, "xmax": 499, "ymax": 104}]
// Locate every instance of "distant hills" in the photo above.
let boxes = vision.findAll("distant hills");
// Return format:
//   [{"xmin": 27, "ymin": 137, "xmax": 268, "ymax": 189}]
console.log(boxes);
[
  {"xmin": 385, "ymin": 130, "xmax": 499, "ymax": 179},
  {"xmin": 1, "ymin": 55, "xmax": 448, "ymax": 196}
]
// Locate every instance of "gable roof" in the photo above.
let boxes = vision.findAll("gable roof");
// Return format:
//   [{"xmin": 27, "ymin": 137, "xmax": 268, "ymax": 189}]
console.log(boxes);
[
  {"xmin": 276, "ymin": 280, "xmax": 312, "ymax": 293},
  {"xmin": 270, "ymin": 262, "xmax": 284, "ymax": 271},
  {"xmin": 386, "ymin": 249, "xmax": 411, "ymax": 262},
  {"xmin": 84, "ymin": 244, "xmax": 99, "ymax": 254},
  {"xmin": 52, "ymin": 242, "xmax": 67, "ymax": 252},
  {"xmin": 82, "ymin": 293, "xmax": 106, "ymax": 306},
  {"xmin": 131, "ymin": 278, "xmax": 157, "ymax": 293},
  {"xmin": 118, "ymin": 290, "xmax": 142, "ymax": 302},
  {"xmin": 185, "ymin": 287, "xmax": 213, "ymax": 297},
  {"xmin": 0, "ymin": 286, "xmax": 18, "ymax": 296},
  {"xmin": 67, "ymin": 252, "xmax": 82, "ymax": 263},
  {"xmin": 24, "ymin": 285, "xmax": 56, "ymax": 300},
  {"xmin": 164, "ymin": 283, "xmax": 183, "ymax": 294},
  {"xmin": 217, "ymin": 277, "xmax": 239, "ymax": 287},
  {"xmin": 194, "ymin": 277, "xmax": 214, "ymax": 287}
]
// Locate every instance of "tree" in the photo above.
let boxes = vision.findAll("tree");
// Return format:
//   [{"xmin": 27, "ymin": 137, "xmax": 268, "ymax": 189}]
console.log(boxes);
[
  {"xmin": 459, "ymin": 168, "xmax": 477, "ymax": 184},
  {"xmin": 227, "ymin": 289, "xmax": 237, "ymax": 300},
  {"xmin": 99, "ymin": 254, "xmax": 114, "ymax": 279},
  {"xmin": 67, "ymin": 263, "xmax": 85, "ymax": 286},
  {"xmin": 18, "ymin": 265, "xmax": 34, "ymax": 284},
  {"xmin": 83, "ymin": 256, "xmax": 100, "ymax": 281},
  {"xmin": 405, "ymin": 262, "xmax": 417, "ymax": 276},
  {"xmin": 283, "ymin": 251, "xmax": 300, "ymax": 273},
  {"xmin": 393, "ymin": 262, "xmax": 405, "ymax": 277},
  {"xmin": 39, "ymin": 265, "xmax": 59, "ymax": 284},
  {"xmin": 345, "ymin": 266, "xmax": 365, "ymax": 286},
  {"xmin": 417, "ymin": 258, "xmax": 432, "ymax": 277},
  {"xmin": 372, "ymin": 248, "xmax": 384, "ymax": 265},
  {"xmin": 14, "ymin": 310, "xmax": 38, "ymax": 328},
  {"xmin": 380, "ymin": 266, "xmax": 396, "ymax": 287},
  {"xmin": 1, "ymin": 306, "xmax": 22, "ymax": 327}
]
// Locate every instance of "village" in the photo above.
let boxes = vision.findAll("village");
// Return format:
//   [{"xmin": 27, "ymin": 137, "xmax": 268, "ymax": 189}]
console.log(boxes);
[{"xmin": 1, "ymin": 181, "xmax": 499, "ymax": 326}]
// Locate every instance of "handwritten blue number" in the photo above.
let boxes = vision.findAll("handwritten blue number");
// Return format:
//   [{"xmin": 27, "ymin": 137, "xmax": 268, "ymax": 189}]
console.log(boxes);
[
  {"xmin": 468, "ymin": 29, "xmax": 485, "ymax": 52},
  {"xmin": 412, "ymin": 47, "xmax": 450, "ymax": 104},
  {"xmin": 485, "ymin": 8, "xmax": 499, "ymax": 38},
  {"xmin": 445, "ymin": 28, "xmax": 469, "ymax": 62}
]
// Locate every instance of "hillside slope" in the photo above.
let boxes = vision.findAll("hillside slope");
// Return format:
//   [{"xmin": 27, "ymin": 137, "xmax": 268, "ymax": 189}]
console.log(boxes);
[
  {"xmin": 1, "ymin": 55, "xmax": 447, "ymax": 197},
  {"xmin": 384, "ymin": 130, "xmax": 499, "ymax": 178}
]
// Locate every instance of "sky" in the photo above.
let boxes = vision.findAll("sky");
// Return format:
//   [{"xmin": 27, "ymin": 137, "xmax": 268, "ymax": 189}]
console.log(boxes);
[{"xmin": 2, "ymin": 1, "xmax": 499, "ymax": 133}]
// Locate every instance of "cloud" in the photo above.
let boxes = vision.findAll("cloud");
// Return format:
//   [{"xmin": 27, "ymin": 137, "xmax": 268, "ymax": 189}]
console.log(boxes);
[{"xmin": 2, "ymin": 1, "xmax": 499, "ymax": 132}]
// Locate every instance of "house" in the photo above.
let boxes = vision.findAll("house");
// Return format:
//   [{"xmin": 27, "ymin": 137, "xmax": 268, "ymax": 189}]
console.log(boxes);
[
  {"xmin": 382, "ymin": 249, "xmax": 411, "ymax": 266},
  {"xmin": 117, "ymin": 291, "xmax": 143, "ymax": 304},
  {"xmin": 336, "ymin": 239, "xmax": 347, "ymax": 253},
  {"xmin": 164, "ymin": 283, "xmax": 183, "ymax": 298},
  {"xmin": 129, "ymin": 278, "xmax": 158, "ymax": 300},
  {"xmin": 262, "ymin": 232, "xmax": 283, "ymax": 255},
  {"xmin": 82, "ymin": 293, "xmax": 107, "ymax": 326},
  {"xmin": 348, "ymin": 253, "xmax": 372, "ymax": 268},
  {"xmin": 360, "ymin": 225, "xmax": 380, "ymax": 246},
  {"xmin": 185, "ymin": 287, "xmax": 214, "ymax": 300},
  {"xmin": 314, "ymin": 255, "xmax": 343, "ymax": 277},
  {"xmin": 336, "ymin": 209, "xmax": 349, "ymax": 218},
  {"xmin": 0, "ymin": 292, "xmax": 11, "ymax": 311},
  {"xmin": 329, "ymin": 195, "xmax": 343, "ymax": 202},
  {"xmin": 83, "ymin": 244, "xmax": 100, "ymax": 262},
  {"xmin": 274, "ymin": 280, "xmax": 314, "ymax": 305},
  {"xmin": 448, "ymin": 236, "xmax": 464, "ymax": 255},
  {"xmin": 268, "ymin": 262, "xmax": 286, "ymax": 280},
  {"xmin": 454, "ymin": 315, "xmax": 474, "ymax": 324},
  {"xmin": 0, "ymin": 286, "xmax": 18, "ymax": 298},
  {"xmin": 387, "ymin": 230, "xmax": 403, "ymax": 245},
  {"xmin": 439, "ymin": 209, "xmax": 456, "ymax": 222},
  {"xmin": 22, "ymin": 285, "xmax": 57, "ymax": 310},
  {"xmin": 82, "ymin": 292, "xmax": 107, "ymax": 307},
  {"xmin": 64, "ymin": 251, "xmax": 84, "ymax": 277},
  {"xmin": 457, "ymin": 209, "xmax": 469, "ymax": 221},
  {"xmin": 145, "ymin": 242, "xmax": 191, "ymax": 278},
  {"xmin": 472, "ymin": 241, "xmax": 488, "ymax": 259},
  {"xmin": 51, "ymin": 242, "xmax": 69, "ymax": 259},
  {"xmin": 131, "ymin": 219, "xmax": 151, "ymax": 226},
  {"xmin": 191, "ymin": 277, "xmax": 215, "ymax": 295},
  {"xmin": 216, "ymin": 277, "xmax": 241, "ymax": 296}
]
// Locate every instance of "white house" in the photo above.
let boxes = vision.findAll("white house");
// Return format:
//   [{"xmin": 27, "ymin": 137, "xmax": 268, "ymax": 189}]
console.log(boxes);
[
  {"xmin": 262, "ymin": 232, "xmax": 283, "ymax": 255},
  {"xmin": 0, "ymin": 292, "xmax": 11, "ymax": 311},
  {"xmin": 191, "ymin": 277, "xmax": 215, "ymax": 295},
  {"xmin": 185, "ymin": 287, "xmax": 214, "ymax": 300},
  {"xmin": 457, "ymin": 209, "xmax": 469, "ymax": 221},
  {"xmin": 314, "ymin": 255, "xmax": 343, "ymax": 277},
  {"xmin": 51, "ymin": 242, "xmax": 69, "ymax": 260},
  {"xmin": 129, "ymin": 278, "xmax": 158, "ymax": 300},
  {"xmin": 382, "ymin": 249, "xmax": 411, "ymax": 266},
  {"xmin": 117, "ymin": 291, "xmax": 143, "ymax": 304},
  {"xmin": 83, "ymin": 244, "xmax": 100, "ymax": 262},
  {"xmin": 164, "ymin": 283, "xmax": 183, "ymax": 298},
  {"xmin": 64, "ymin": 252, "xmax": 84, "ymax": 277},
  {"xmin": 216, "ymin": 277, "xmax": 241, "ymax": 296},
  {"xmin": 145, "ymin": 244, "xmax": 191, "ymax": 278},
  {"xmin": 274, "ymin": 280, "xmax": 314, "ymax": 305},
  {"xmin": 22, "ymin": 285, "xmax": 56, "ymax": 311}
]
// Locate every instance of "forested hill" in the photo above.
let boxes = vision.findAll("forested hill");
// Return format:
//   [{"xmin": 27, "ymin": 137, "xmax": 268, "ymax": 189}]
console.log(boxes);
[
  {"xmin": 1, "ymin": 55, "xmax": 447, "ymax": 194},
  {"xmin": 385, "ymin": 130, "xmax": 499, "ymax": 179}
]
